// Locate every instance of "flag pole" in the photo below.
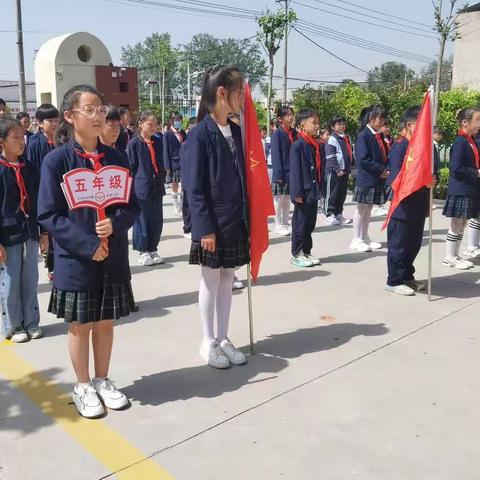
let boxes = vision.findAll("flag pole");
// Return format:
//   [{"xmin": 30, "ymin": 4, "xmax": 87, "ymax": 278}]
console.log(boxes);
[
  {"xmin": 428, "ymin": 85, "xmax": 435, "ymax": 302},
  {"xmin": 247, "ymin": 263, "xmax": 255, "ymax": 355}
]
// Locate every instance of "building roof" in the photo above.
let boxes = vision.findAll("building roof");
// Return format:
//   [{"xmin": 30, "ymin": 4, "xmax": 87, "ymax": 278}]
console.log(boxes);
[{"xmin": 463, "ymin": 2, "xmax": 480, "ymax": 13}]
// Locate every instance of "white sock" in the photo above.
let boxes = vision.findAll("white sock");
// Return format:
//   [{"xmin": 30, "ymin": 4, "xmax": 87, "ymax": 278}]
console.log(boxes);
[
  {"xmin": 455, "ymin": 233, "xmax": 464, "ymax": 257},
  {"xmin": 171, "ymin": 192, "xmax": 179, "ymax": 210},
  {"xmin": 281, "ymin": 195, "xmax": 291, "ymax": 227},
  {"xmin": 215, "ymin": 268, "xmax": 235, "ymax": 341},
  {"xmin": 446, "ymin": 231, "xmax": 459, "ymax": 259},
  {"xmin": 199, "ymin": 266, "xmax": 220, "ymax": 343},
  {"xmin": 75, "ymin": 382, "xmax": 91, "ymax": 391},
  {"xmin": 274, "ymin": 196, "xmax": 282, "ymax": 228},
  {"xmin": 468, "ymin": 218, "xmax": 480, "ymax": 249},
  {"xmin": 353, "ymin": 206, "xmax": 362, "ymax": 241}
]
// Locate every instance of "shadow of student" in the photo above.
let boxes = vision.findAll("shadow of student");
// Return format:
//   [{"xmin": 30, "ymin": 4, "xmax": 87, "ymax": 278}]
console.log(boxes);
[
  {"xmin": 321, "ymin": 250, "xmax": 386, "ymax": 264},
  {"xmin": 420, "ymin": 271, "xmax": 480, "ymax": 301},
  {"xmin": 0, "ymin": 367, "xmax": 81, "ymax": 435},
  {"xmin": 124, "ymin": 322, "xmax": 387, "ymax": 407}
]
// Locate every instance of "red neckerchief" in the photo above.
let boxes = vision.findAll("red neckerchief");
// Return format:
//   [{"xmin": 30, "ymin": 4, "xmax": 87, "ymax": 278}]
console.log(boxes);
[
  {"xmin": 43, "ymin": 133, "xmax": 55, "ymax": 147},
  {"xmin": 374, "ymin": 132, "xmax": 388, "ymax": 164},
  {"xmin": 74, "ymin": 149, "xmax": 105, "ymax": 173},
  {"xmin": 143, "ymin": 138, "xmax": 159, "ymax": 176},
  {"xmin": 298, "ymin": 132, "xmax": 321, "ymax": 183},
  {"xmin": 341, "ymin": 134, "xmax": 353, "ymax": 159},
  {"xmin": 0, "ymin": 158, "xmax": 29, "ymax": 215},
  {"xmin": 458, "ymin": 130, "xmax": 480, "ymax": 169},
  {"xmin": 282, "ymin": 126, "xmax": 294, "ymax": 144}
]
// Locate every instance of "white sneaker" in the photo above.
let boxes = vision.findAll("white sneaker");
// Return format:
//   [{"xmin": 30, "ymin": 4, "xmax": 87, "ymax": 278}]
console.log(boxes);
[
  {"xmin": 324, "ymin": 215, "xmax": 341, "ymax": 226},
  {"xmin": 385, "ymin": 284, "xmax": 415, "ymax": 296},
  {"xmin": 199, "ymin": 341, "xmax": 230, "ymax": 369},
  {"xmin": 372, "ymin": 206, "xmax": 388, "ymax": 217},
  {"xmin": 27, "ymin": 327, "xmax": 43, "ymax": 340},
  {"xmin": 336, "ymin": 214, "xmax": 352, "ymax": 225},
  {"xmin": 350, "ymin": 239, "xmax": 372, "ymax": 253},
  {"xmin": 443, "ymin": 256, "xmax": 474, "ymax": 270},
  {"xmin": 463, "ymin": 248, "xmax": 480, "ymax": 259},
  {"xmin": 93, "ymin": 377, "xmax": 129, "ymax": 410},
  {"xmin": 72, "ymin": 383, "xmax": 105, "ymax": 418},
  {"xmin": 275, "ymin": 225, "xmax": 290, "ymax": 236},
  {"xmin": 303, "ymin": 253, "xmax": 321, "ymax": 265},
  {"xmin": 364, "ymin": 236, "xmax": 382, "ymax": 250},
  {"xmin": 220, "ymin": 338, "xmax": 247, "ymax": 366},
  {"xmin": 183, "ymin": 232, "xmax": 192, "ymax": 240},
  {"xmin": 138, "ymin": 252, "xmax": 155, "ymax": 266},
  {"xmin": 150, "ymin": 252, "xmax": 165, "ymax": 264},
  {"xmin": 8, "ymin": 326, "xmax": 29, "ymax": 343},
  {"xmin": 232, "ymin": 276, "xmax": 244, "ymax": 290}
]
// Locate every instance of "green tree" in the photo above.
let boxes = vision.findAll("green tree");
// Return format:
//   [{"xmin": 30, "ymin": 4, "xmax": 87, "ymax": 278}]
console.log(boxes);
[
  {"xmin": 292, "ymin": 86, "xmax": 335, "ymax": 128},
  {"xmin": 257, "ymin": 8, "xmax": 297, "ymax": 128},
  {"xmin": 421, "ymin": 55, "xmax": 453, "ymax": 90},
  {"xmin": 367, "ymin": 62, "xmax": 416, "ymax": 90}
]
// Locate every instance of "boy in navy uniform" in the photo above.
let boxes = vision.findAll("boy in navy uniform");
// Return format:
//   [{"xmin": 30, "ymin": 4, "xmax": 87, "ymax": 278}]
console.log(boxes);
[
  {"xmin": 27, "ymin": 104, "xmax": 59, "ymax": 170},
  {"xmin": 385, "ymin": 106, "xmax": 430, "ymax": 296}
]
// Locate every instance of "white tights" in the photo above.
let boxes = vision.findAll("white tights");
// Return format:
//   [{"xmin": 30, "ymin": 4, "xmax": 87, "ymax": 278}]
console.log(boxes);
[
  {"xmin": 199, "ymin": 266, "xmax": 235, "ymax": 344},
  {"xmin": 274, "ymin": 195, "xmax": 290, "ymax": 228},
  {"xmin": 353, "ymin": 203, "xmax": 373, "ymax": 241}
]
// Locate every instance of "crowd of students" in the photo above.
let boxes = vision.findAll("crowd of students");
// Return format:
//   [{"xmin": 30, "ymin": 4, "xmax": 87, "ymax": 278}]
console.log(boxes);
[{"xmin": 0, "ymin": 64, "xmax": 479, "ymax": 418}]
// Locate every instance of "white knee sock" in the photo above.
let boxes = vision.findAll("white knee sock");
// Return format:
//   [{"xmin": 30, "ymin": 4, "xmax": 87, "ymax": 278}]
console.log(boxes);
[
  {"xmin": 447, "ymin": 218, "xmax": 467, "ymax": 259},
  {"xmin": 216, "ymin": 268, "xmax": 235, "ymax": 341},
  {"xmin": 446, "ymin": 230, "xmax": 459, "ymax": 259},
  {"xmin": 468, "ymin": 218, "xmax": 480, "ymax": 250},
  {"xmin": 281, "ymin": 195, "xmax": 291, "ymax": 227},
  {"xmin": 199, "ymin": 267, "xmax": 221, "ymax": 343},
  {"xmin": 274, "ymin": 196, "xmax": 282, "ymax": 228},
  {"xmin": 171, "ymin": 192, "xmax": 179, "ymax": 211}
]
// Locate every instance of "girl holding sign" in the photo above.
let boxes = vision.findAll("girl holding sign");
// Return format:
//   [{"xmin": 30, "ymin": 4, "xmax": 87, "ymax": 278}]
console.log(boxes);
[
  {"xmin": 183, "ymin": 66, "xmax": 249, "ymax": 369},
  {"xmin": 38, "ymin": 85, "xmax": 140, "ymax": 419},
  {"xmin": 127, "ymin": 111, "xmax": 166, "ymax": 266}
]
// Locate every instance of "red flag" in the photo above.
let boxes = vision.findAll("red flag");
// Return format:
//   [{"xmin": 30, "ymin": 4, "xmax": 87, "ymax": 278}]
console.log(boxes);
[
  {"xmin": 382, "ymin": 88, "xmax": 434, "ymax": 230},
  {"xmin": 242, "ymin": 82, "xmax": 275, "ymax": 282}
]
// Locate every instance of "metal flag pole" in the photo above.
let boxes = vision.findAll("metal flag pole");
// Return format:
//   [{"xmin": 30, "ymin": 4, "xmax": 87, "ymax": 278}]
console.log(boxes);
[
  {"xmin": 247, "ymin": 263, "xmax": 254, "ymax": 355},
  {"xmin": 428, "ymin": 85, "xmax": 435, "ymax": 302}
]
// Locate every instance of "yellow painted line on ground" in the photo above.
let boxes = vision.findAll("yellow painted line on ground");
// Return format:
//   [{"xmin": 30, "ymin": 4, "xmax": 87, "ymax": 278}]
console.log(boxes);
[{"xmin": 0, "ymin": 340, "xmax": 173, "ymax": 480}]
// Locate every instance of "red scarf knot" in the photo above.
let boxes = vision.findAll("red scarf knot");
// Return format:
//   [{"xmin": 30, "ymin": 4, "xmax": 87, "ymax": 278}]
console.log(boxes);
[{"xmin": 0, "ymin": 159, "xmax": 30, "ymax": 216}]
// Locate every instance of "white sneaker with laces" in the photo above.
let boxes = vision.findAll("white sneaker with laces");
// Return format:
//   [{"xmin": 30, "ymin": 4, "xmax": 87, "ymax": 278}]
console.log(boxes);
[
  {"xmin": 385, "ymin": 284, "xmax": 415, "ymax": 296},
  {"xmin": 232, "ymin": 276, "xmax": 244, "ymax": 290},
  {"xmin": 27, "ymin": 327, "xmax": 43, "ymax": 340},
  {"xmin": 324, "ymin": 215, "xmax": 341, "ymax": 226},
  {"xmin": 336, "ymin": 214, "xmax": 352, "ymax": 225},
  {"xmin": 72, "ymin": 383, "xmax": 105, "ymax": 418},
  {"xmin": 9, "ymin": 326, "xmax": 29, "ymax": 343},
  {"xmin": 372, "ymin": 206, "xmax": 388, "ymax": 217},
  {"xmin": 364, "ymin": 236, "xmax": 382, "ymax": 250},
  {"xmin": 199, "ymin": 341, "xmax": 230, "ymax": 369},
  {"xmin": 93, "ymin": 377, "xmax": 129, "ymax": 410},
  {"xmin": 220, "ymin": 338, "xmax": 247, "ymax": 366},
  {"xmin": 350, "ymin": 239, "xmax": 372, "ymax": 253},
  {"xmin": 463, "ymin": 248, "xmax": 480, "ymax": 259},
  {"xmin": 303, "ymin": 253, "xmax": 321, "ymax": 265},
  {"xmin": 150, "ymin": 252, "xmax": 165, "ymax": 265},
  {"xmin": 138, "ymin": 252, "xmax": 154, "ymax": 266},
  {"xmin": 443, "ymin": 256, "xmax": 474, "ymax": 270}
]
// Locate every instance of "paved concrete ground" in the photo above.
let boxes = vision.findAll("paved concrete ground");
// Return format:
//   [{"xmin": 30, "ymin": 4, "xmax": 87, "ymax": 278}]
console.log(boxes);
[{"xmin": 1, "ymin": 196, "xmax": 480, "ymax": 480}]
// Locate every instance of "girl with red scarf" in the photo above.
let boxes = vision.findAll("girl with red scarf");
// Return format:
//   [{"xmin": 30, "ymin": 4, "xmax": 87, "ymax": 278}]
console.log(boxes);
[{"xmin": 289, "ymin": 109, "xmax": 322, "ymax": 268}]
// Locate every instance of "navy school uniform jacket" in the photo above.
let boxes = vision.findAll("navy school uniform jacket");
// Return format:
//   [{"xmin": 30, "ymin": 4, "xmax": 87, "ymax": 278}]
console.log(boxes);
[
  {"xmin": 27, "ymin": 133, "xmax": 55, "ymax": 171},
  {"xmin": 37, "ymin": 141, "xmax": 140, "ymax": 291},
  {"xmin": 0, "ymin": 159, "xmax": 42, "ymax": 246},
  {"xmin": 387, "ymin": 137, "xmax": 428, "ymax": 221},
  {"xmin": 127, "ymin": 134, "xmax": 166, "ymax": 204},
  {"xmin": 115, "ymin": 127, "xmax": 134, "ymax": 152},
  {"xmin": 183, "ymin": 113, "xmax": 248, "ymax": 243},
  {"xmin": 325, "ymin": 132, "xmax": 352, "ymax": 174},
  {"xmin": 447, "ymin": 135, "xmax": 480, "ymax": 198},
  {"xmin": 163, "ymin": 128, "xmax": 186, "ymax": 172},
  {"xmin": 354, "ymin": 127, "xmax": 387, "ymax": 188},
  {"xmin": 271, "ymin": 127, "xmax": 297, "ymax": 183},
  {"xmin": 289, "ymin": 136, "xmax": 322, "ymax": 205}
]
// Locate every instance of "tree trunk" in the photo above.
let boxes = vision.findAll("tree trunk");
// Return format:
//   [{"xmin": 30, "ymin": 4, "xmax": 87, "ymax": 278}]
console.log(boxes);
[
  {"xmin": 267, "ymin": 57, "xmax": 274, "ymax": 132},
  {"xmin": 433, "ymin": 37, "xmax": 446, "ymax": 123}
]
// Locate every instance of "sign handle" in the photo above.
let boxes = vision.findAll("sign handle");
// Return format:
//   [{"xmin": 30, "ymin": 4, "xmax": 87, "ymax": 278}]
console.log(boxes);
[{"xmin": 97, "ymin": 208, "xmax": 109, "ymax": 252}]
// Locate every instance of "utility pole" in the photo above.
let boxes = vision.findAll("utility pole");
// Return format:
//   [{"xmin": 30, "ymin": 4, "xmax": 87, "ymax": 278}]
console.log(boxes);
[
  {"xmin": 15, "ymin": 0, "xmax": 27, "ymax": 112},
  {"xmin": 282, "ymin": 0, "xmax": 289, "ymax": 104},
  {"xmin": 187, "ymin": 61, "xmax": 191, "ymax": 117}
]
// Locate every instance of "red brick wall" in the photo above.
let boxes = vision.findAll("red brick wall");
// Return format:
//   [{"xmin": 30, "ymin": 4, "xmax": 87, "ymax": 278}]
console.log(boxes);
[{"xmin": 95, "ymin": 66, "xmax": 139, "ymax": 114}]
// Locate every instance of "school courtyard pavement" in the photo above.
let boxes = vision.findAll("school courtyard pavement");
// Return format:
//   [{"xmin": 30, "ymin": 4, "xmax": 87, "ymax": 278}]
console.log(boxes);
[{"xmin": 1, "ymin": 195, "xmax": 480, "ymax": 480}]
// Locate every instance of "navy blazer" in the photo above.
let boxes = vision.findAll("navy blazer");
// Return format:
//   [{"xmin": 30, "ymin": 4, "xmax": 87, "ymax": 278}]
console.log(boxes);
[
  {"xmin": 289, "ymin": 137, "xmax": 321, "ymax": 205},
  {"xmin": 127, "ymin": 134, "xmax": 166, "ymax": 204},
  {"xmin": 0, "ymin": 159, "xmax": 41, "ymax": 246},
  {"xmin": 183, "ymin": 114, "xmax": 248, "ymax": 243},
  {"xmin": 37, "ymin": 141, "xmax": 140, "ymax": 291},
  {"xmin": 354, "ymin": 127, "xmax": 387, "ymax": 188},
  {"xmin": 447, "ymin": 135, "xmax": 480, "ymax": 198},
  {"xmin": 27, "ymin": 133, "xmax": 55, "ymax": 171},
  {"xmin": 271, "ymin": 127, "xmax": 297, "ymax": 183},
  {"xmin": 387, "ymin": 138, "xmax": 428, "ymax": 220},
  {"xmin": 163, "ymin": 129, "xmax": 186, "ymax": 171},
  {"xmin": 116, "ymin": 127, "xmax": 134, "ymax": 152}
]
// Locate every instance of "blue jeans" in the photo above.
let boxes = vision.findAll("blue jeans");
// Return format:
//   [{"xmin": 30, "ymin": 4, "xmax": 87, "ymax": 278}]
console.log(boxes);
[{"xmin": 1, "ymin": 240, "xmax": 40, "ymax": 335}]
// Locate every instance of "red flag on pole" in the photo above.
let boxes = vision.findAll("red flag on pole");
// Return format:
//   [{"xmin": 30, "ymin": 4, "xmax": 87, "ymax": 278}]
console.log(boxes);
[
  {"xmin": 242, "ymin": 82, "xmax": 275, "ymax": 282},
  {"xmin": 382, "ymin": 88, "xmax": 434, "ymax": 230}
]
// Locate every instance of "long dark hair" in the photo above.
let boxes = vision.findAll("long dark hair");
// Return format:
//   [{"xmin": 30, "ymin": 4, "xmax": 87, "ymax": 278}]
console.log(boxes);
[
  {"xmin": 55, "ymin": 85, "xmax": 102, "ymax": 145},
  {"xmin": 358, "ymin": 105, "xmax": 385, "ymax": 132},
  {"xmin": 197, "ymin": 66, "xmax": 244, "ymax": 122}
]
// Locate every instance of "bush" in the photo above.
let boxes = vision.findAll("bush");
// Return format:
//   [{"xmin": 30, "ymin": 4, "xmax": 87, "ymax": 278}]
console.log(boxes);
[{"xmin": 434, "ymin": 167, "xmax": 449, "ymax": 200}]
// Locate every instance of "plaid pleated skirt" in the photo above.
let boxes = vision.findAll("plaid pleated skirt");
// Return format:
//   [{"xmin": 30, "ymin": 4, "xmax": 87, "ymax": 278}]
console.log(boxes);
[
  {"xmin": 48, "ymin": 271, "xmax": 135, "ymax": 324},
  {"xmin": 443, "ymin": 195, "xmax": 480, "ymax": 219},
  {"xmin": 271, "ymin": 180, "xmax": 290, "ymax": 196},
  {"xmin": 353, "ymin": 185, "xmax": 386, "ymax": 205},
  {"xmin": 189, "ymin": 236, "xmax": 250, "ymax": 269},
  {"xmin": 166, "ymin": 169, "xmax": 181, "ymax": 184}
]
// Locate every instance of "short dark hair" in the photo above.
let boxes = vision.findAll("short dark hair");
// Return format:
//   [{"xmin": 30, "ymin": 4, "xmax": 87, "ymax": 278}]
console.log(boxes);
[
  {"xmin": 105, "ymin": 105, "xmax": 121, "ymax": 122},
  {"xmin": 296, "ymin": 109, "xmax": 318, "ymax": 128},
  {"xmin": 0, "ymin": 98, "xmax": 6, "ymax": 107},
  {"xmin": 35, "ymin": 103, "xmax": 60, "ymax": 122},
  {"xmin": 187, "ymin": 117, "xmax": 197, "ymax": 127},
  {"xmin": 331, "ymin": 116, "xmax": 346, "ymax": 128},
  {"xmin": 277, "ymin": 105, "xmax": 294, "ymax": 119},
  {"xmin": 402, "ymin": 106, "xmax": 421, "ymax": 125},
  {"xmin": 434, "ymin": 126, "xmax": 444, "ymax": 135},
  {"xmin": 16, "ymin": 112, "xmax": 29, "ymax": 121},
  {"xmin": 0, "ymin": 117, "xmax": 22, "ymax": 140},
  {"xmin": 383, "ymin": 118, "xmax": 392, "ymax": 126},
  {"xmin": 119, "ymin": 107, "xmax": 130, "ymax": 117}
]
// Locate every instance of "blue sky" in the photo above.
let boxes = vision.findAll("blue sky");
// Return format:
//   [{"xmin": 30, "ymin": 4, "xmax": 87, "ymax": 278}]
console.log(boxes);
[{"xmin": 1, "ymin": 0, "xmax": 452, "ymax": 91}]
